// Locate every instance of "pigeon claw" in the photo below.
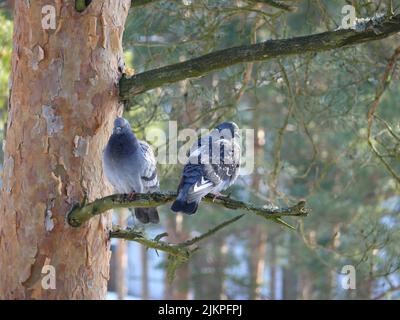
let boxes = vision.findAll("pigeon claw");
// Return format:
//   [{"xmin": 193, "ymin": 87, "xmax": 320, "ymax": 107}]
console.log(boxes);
[
  {"xmin": 211, "ymin": 192, "xmax": 225, "ymax": 202},
  {"xmin": 126, "ymin": 192, "xmax": 137, "ymax": 201}
]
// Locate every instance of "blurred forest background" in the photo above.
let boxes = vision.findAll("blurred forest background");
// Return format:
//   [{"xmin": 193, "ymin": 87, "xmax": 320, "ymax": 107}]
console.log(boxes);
[{"xmin": 0, "ymin": 0, "xmax": 399, "ymax": 299}]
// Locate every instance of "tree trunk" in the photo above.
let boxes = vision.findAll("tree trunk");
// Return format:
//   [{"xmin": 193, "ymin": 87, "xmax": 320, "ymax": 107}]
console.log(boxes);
[
  {"xmin": 140, "ymin": 245, "xmax": 149, "ymax": 300},
  {"xmin": 282, "ymin": 235, "xmax": 298, "ymax": 300},
  {"xmin": 0, "ymin": 0, "xmax": 130, "ymax": 299},
  {"xmin": 269, "ymin": 238, "xmax": 277, "ymax": 300},
  {"xmin": 213, "ymin": 236, "xmax": 228, "ymax": 299},
  {"xmin": 248, "ymin": 100, "xmax": 267, "ymax": 300},
  {"xmin": 248, "ymin": 226, "xmax": 267, "ymax": 299},
  {"xmin": 298, "ymin": 271, "xmax": 314, "ymax": 300},
  {"xmin": 164, "ymin": 214, "xmax": 190, "ymax": 299},
  {"xmin": 115, "ymin": 211, "xmax": 127, "ymax": 300}
]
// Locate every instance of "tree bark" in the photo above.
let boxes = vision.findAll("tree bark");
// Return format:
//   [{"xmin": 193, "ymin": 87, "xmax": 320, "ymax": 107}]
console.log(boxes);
[
  {"xmin": 269, "ymin": 237, "xmax": 277, "ymax": 300},
  {"xmin": 248, "ymin": 226, "xmax": 267, "ymax": 299},
  {"xmin": 0, "ymin": 0, "xmax": 130, "ymax": 299},
  {"xmin": 298, "ymin": 271, "xmax": 314, "ymax": 300},
  {"xmin": 115, "ymin": 211, "xmax": 127, "ymax": 300},
  {"xmin": 248, "ymin": 100, "xmax": 267, "ymax": 300},
  {"xmin": 140, "ymin": 245, "xmax": 149, "ymax": 300},
  {"xmin": 164, "ymin": 214, "xmax": 190, "ymax": 299},
  {"xmin": 282, "ymin": 235, "xmax": 298, "ymax": 299}
]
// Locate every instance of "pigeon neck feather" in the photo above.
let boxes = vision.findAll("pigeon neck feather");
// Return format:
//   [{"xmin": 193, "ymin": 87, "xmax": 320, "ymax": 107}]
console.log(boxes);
[{"xmin": 108, "ymin": 130, "xmax": 139, "ymax": 157}]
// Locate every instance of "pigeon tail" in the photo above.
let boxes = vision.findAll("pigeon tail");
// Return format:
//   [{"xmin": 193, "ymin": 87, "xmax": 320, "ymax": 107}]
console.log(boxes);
[
  {"xmin": 171, "ymin": 183, "xmax": 200, "ymax": 214},
  {"xmin": 134, "ymin": 207, "xmax": 159, "ymax": 224},
  {"xmin": 171, "ymin": 199, "xmax": 199, "ymax": 214}
]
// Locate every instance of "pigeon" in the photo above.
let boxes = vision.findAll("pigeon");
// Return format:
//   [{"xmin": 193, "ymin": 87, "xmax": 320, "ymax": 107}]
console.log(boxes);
[
  {"xmin": 171, "ymin": 122, "xmax": 241, "ymax": 214},
  {"xmin": 103, "ymin": 117, "xmax": 160, "ymax": 224}
]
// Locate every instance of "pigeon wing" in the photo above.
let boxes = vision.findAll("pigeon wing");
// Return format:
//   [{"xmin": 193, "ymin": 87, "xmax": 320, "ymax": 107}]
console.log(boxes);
[
  {"xmin": 139, "ymin": 141, "xmax": 159, "ymax": 193},
  {"xmin": 183, "ymin": 143, "xmax": 215, "ymax": 203},
  {"xmin": 204, "ymin": 138, "xmax": 241, "ymax": 191}
]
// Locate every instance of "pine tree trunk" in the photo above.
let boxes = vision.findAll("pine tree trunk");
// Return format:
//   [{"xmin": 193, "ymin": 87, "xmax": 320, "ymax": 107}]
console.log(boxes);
[
  {"xmin": 140, "ymin": 245, "xmax": 149, "ymax": 300},
  {"xmin": 248, "ymin": 226, "xmax": 267, "ymax": 299},
  {"xmin": 164, "ymin": 214, "xmax": 190, "ymax": 299},
  {"xmin": 269, "ymin": 238, "xmax": 277, "ymax": 300},
  {"xmin": 116, "ymin": 211, "xmax": 127, "ymax": 300},
  {"xmin": 0, "ymin": 0, "xmax": 130, "ymax": 299},
  {"xmin": 248, "ymin": 101, "xmax": 267, "ymax": 300},
  {"xmin": 213, "ymin": 236, "xmax": 228, "ymax": 299},
  {"xmin": 298, "ymin": 271, "xmax": 314, "ymax": 300},
  {"xmin": 282, "ymin": 235, "xmax": 298, "ymax": 299}
]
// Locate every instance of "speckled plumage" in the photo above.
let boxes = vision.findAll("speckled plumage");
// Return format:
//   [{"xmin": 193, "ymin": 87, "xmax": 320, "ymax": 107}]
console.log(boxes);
[
  {"xmin": 103, "ymin": 117, "xmax": 159, "ymax": 224},
  {"xmin": 171, "ymin": 122, "xmax": 241, "ymax": 214}
]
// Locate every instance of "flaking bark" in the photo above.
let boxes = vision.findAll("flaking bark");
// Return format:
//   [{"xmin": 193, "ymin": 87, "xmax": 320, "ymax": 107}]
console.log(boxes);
[{"xmin": 0, "ymin": 0, "xmax": 131, "ymax": 299}]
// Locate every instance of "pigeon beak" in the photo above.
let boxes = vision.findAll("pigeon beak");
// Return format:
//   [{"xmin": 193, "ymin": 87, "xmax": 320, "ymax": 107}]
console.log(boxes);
[{"xmin": 115, "ymin": 127, "xmax": 122, "ymax": 134}]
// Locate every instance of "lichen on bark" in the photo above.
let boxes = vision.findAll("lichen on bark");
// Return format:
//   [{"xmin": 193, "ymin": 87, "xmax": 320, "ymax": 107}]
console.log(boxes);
[{"xmin": 0, "ymin": 0, "xmax": 131, "ymax": 299}]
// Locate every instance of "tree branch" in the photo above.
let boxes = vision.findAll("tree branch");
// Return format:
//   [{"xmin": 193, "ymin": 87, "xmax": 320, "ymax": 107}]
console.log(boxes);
[
  {"xmin": 179, "ymin": 213, "xmax": 244, "ymax": 247},
  {"xmin": 119, "ymin": 14, "xmax": 400, "ymax": 98},
  {"xmin": 109, "ymin": 210, "xmax": 249, "ymax": 283},
  {"xmin": 110, "ymin": 226, "xmax": 192, "ymax": 259},
  {"xmin": 131, "ymin": 0, "xmax": 156, "ymax": 7},
  {"xmin": 67, "ymin": 192, "xmax": 309, "ymax": 228},
  {"xmin": 131, "ymin": 0, "xmax": 297, "ymax": 11},
  {"xmin": 367, "ymin": 46, "xmax": 400, "ymax": 183},
  {"xmin": 251, "ymin": 0, "xmax": 297, "ymax": 12},
  {"xmin": 109, "ymin": 213, "xmax": 244, "ymax": 257}
]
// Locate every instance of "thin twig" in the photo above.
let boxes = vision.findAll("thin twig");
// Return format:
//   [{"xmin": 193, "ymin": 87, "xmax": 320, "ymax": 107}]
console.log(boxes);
[
  {"xmin": 110, "ymin": 214, "xmax": 245, "ymax": 257},
  {"xmin": 180, "ymin": 214, "xmax": 245, "ymax": 247},
  {"xmin": 250, "ymin": 0, "xmax": 297, "ymax": 12},
  {"xmin": 110, "ymin": 226, "xmax": 192, "ymax": 259},
  {"xmin": 367, "ymin": 47, "xmax": 400, "ymax": 183}
]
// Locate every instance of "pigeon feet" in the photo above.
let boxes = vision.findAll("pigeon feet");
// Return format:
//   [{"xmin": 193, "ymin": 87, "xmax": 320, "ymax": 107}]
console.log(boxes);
[
  {"xmin": 126, "ymin": 192, "xmax": 137, "ymax": 201},
  {"xmin": 211, "ymin": 192, "xmax": 225, "ymax": 202}
]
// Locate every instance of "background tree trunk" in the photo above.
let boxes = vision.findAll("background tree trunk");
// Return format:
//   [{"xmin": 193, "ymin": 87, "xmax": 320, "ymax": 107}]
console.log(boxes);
[
  {"xmin": 282, "ymin": 235, "xmax": 298, "ymax": 299},
  {"xmin": 140, "ymin": 245, "xmax": 149, "ymax": 300},
  {"xmin": 298, "ymin": 271, "xmax": 314, "ymax": 300},
  {"xmin": 269, "ymin": 237, "xmax": 277, "ymax": 300},
  {"xmin": 0, "ymin": 0, "xmax": 130, "ymax": 299},
  {"xmin": 248, "ymin": 226, "xmax": 267, "ymax": 299},
  {"xmin": 213, "ymin": 236, "xmax": 228, "ymax": 299},
  {"xmin": 164, "ymin": 214, "xmax": 190, "ymax": 299},
  {"xmin": 115, "ymin": 210, "xmax": 127, "ymax": 300},
  {"xmin": 248, "ymin": 100, "xmax": 267, "ymax": 300}
]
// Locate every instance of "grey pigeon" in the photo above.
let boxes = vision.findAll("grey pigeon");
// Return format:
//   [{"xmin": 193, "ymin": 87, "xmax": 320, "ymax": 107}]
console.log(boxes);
[
  {"xmin": 103, "ymin": 117, "xmax": 160, "ymax": 224},
  {"xmin": 171, "ymin": 122, "xmax": 241, "ymax": 214}
]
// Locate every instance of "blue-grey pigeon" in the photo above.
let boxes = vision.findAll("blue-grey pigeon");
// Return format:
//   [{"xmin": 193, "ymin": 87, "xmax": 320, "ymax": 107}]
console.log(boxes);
[
  {"xmin": 171, "ymin": 122, "xmax": 241, "ymax": 214},
  {"xmin": 103, "ymin": 117, "xmax": 160, "ymax": 224}
]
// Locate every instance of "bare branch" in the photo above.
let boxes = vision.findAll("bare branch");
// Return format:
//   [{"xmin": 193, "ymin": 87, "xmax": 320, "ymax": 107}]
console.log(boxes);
[
  {"xmin": 110, "ymin": 225, "xmax": 192, "ymax": 259},
  {"xmin": 131, "ymin": 0, "xmax": 297, "ymax": 11},
  {"xmin": 179, "ymin": 213, "xmax": 245, "ymax": 247},
  {"xmin": 67, "ymin": 192, "xmax": 309, "ymax": 228},
  {"xmin": 110, "ymin": 213, "xmax": 244, "ymax": 256},
  {"xmin": 373, "ymin": 285, "xmax": 400, "ymax": 300},
  {"xmin": 130, "ymin": 0, "xmax": 156, "ymax": 7},
  {"xmin": 367, "ymin": 46, "xmax": 400, "ymax": 183},
  {"xmin": 250, "ymin": 0, "xmax": 297, "ymax": 12},
  {"xmin": 109, "ymin": 213, "xmax": 246, "ymax": 283},
  {"xmin": 119, "ymin": 14, "xmax": 400, "ymax": 98}
]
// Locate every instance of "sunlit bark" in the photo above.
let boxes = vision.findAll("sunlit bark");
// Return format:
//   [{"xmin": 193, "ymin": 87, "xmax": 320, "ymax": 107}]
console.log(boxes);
[{"xmin": 0, "ymin": 0, "xmax": 130, "ymax": 299}]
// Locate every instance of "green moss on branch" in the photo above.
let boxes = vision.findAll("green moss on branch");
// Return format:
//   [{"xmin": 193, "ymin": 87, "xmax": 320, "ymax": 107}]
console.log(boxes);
[{"xmin": 67, "ymin": 191, "xmax": 309, "ymax": 228}]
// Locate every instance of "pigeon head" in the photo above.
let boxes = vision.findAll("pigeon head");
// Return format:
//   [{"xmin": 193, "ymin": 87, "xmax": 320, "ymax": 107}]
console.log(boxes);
[
  {"xmin": 215, "ymin": 121, "xmax": 239, "ymax": 140},
  {"xmin": 107, "ymin": 117, "xmax": 139, "ymax": 156},
  {"xmin": 113, "ymin": 117, "xmax": 131, "ymax": 135}
]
